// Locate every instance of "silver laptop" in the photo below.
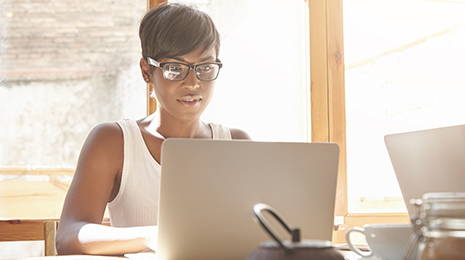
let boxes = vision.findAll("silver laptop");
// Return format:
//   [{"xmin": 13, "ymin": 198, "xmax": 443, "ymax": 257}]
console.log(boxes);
[
  {"xmin": 157, "ymin": 139, "xmax": 339, "ymax": 260},
  {"xmin": 385, "ymin": 124, "xmax": 465, "ymax": 215}
]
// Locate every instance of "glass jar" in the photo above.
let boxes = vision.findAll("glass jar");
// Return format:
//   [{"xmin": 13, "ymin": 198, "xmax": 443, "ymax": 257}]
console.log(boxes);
[{"xmin": 406, "ymin": 192, "xmax": 465, "ymax": 260}]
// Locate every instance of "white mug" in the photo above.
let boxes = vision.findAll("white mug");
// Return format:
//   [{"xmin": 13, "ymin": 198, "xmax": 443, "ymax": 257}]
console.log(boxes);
[{"xmin": 345, "ymin": 223, "xmax": 413, "ymax": 260}]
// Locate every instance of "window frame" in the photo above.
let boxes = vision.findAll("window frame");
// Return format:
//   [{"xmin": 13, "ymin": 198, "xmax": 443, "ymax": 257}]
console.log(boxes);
[{"xmin": 307, "ymin": 0, "xmax": 409, "ymax": 243}]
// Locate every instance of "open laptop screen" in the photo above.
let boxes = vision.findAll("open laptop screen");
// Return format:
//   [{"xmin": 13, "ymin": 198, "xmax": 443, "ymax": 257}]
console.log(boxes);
[
  {"xmin": 157, "ymin": 139, "xmax": 339, "ymax": 260},
  {"xmin": 385, "ymin": 124, "xmax": 465, "ymax": 216}
]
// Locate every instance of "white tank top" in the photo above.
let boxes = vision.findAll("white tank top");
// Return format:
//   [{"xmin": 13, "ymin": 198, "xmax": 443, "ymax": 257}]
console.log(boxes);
[{"xmin": 108, "ymin": 119, "xmax": 232, "ymax": 227}]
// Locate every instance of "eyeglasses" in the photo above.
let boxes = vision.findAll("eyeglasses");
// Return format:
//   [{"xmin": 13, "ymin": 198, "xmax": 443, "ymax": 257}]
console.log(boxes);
[{"xmin": 146, "ymin": 57, "xmax": 223, "ymax": 82}]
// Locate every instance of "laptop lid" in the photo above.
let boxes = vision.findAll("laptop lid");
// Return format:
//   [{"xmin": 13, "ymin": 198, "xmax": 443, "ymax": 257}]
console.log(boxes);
[
  {"xmin": 385, "ymin": 124, "xmax": 465, "ymax": 216},
  {"xmin": 157, "ymin": 139, "xmax": 339, "ymax": 260}
]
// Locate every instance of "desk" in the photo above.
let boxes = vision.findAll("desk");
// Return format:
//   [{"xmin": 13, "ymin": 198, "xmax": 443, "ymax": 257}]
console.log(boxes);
[
  {"xmin": 17, "ymin": 256, "xmax": 125, "ymax": 260},
  {"xmin": 9, "ymin": 251, "xmax": 371, "ymax": 260}
]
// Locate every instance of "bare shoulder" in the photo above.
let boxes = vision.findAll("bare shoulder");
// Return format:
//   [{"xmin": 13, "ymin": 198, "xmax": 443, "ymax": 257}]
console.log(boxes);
[
  {"xmin": 77, "ymin": 122, "xmax": 124, "ymax": 174},
  {"xmin": 85, "ymin": 122, "xmax": 123, "ymax": 148},
  {"xmin": 230, "ymin": 128, "xmax": 252, "ymax": 140}
]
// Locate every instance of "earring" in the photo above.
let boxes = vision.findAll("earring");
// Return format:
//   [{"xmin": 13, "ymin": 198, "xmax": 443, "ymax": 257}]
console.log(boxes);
[{"xmin": 143, "ymin": 74, "xmax": 150, "ymax": 83}]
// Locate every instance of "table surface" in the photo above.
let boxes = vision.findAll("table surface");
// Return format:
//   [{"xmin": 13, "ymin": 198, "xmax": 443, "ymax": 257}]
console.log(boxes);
[{"xmin": 7, "ymin": 250, "xmax": 381, "ymax": 260}]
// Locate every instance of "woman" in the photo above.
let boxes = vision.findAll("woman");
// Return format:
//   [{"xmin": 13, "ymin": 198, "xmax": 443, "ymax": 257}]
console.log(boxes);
[{"xmin": 56, "ymin": 3, "xmax": 250, "ymax": 255}]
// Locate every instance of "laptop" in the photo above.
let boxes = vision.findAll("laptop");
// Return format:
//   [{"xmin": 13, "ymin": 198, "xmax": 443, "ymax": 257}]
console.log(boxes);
[
  {"xmin": 385, "ymin": 124, "xmax": 465, "ymax": 215},
  {"xmin": 156, "ymin": 139, "xmax": 339, "ymax": 260}
]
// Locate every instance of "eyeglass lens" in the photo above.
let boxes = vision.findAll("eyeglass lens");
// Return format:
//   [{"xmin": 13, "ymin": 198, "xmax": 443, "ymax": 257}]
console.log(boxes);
[{"xmin": 161, "ymin": 63, "xmax": 220, "ymax": 81}]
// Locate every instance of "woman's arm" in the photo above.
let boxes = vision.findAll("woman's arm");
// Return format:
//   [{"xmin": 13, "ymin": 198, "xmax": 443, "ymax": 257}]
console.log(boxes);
[
  {"xmin": 56, "ymin": 123, "xmax": 156, "ymax": 255},
  {"xmin": 58, "ymin": 221, "xmax": 157, "ymax": 255},
  {"xmin": 231, "ymin": 128, "xmax": 251, "ymax": 140}
]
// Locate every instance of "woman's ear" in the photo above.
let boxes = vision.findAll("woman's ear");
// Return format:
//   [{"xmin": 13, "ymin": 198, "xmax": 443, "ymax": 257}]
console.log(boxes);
[{"xmin": 140, "ymin": 58, "xmax": 151, "ymax": 83}]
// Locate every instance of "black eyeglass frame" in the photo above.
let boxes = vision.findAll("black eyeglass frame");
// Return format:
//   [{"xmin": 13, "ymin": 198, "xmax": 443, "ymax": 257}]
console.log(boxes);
[{"xmin": 146, "ymin": 57, "xmax": 223, "ymax": 82}]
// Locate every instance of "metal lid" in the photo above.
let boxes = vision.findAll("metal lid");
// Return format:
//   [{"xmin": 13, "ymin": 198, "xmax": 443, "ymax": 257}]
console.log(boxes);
[
  {"xmin": 421, "ymin": 192, "xmax": 465, "ymax": 216},
  {"xmin": 423, "ymin": 192, "xmax": 465, "ymax": 202}
]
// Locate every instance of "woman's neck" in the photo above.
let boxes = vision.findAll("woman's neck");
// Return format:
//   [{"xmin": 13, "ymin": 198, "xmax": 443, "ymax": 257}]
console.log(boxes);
[{"xmin": 148, "ymin": 109, "xmax": 211, "ymax": 139}]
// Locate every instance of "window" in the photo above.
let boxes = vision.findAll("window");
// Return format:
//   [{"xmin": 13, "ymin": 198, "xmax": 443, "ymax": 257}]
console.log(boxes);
[
  {"xmin": 344, "ymin": 0, "xmax": 465, "ymax": 213},
  {"xmin": 169, "ymin": 0, "xmax": 310, "ymax": 142},
  {"xmin": 0, "ymin": 0, "xmax": 148, "ymax": 219}
]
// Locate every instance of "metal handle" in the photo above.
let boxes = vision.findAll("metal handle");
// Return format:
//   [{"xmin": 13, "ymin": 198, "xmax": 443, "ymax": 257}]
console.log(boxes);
[{"xmin": 253, "ymin": 203, "xmax": 300, "ymax": 252}]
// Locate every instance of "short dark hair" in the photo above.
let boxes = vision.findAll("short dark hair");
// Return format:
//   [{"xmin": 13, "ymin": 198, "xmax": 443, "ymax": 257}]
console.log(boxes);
[{"xmin": 139, "ymin": 3, "xmax": 220, "ymax": 60}]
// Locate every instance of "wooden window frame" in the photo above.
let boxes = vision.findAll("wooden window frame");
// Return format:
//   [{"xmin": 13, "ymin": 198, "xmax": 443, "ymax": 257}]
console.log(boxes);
[
  {"xmin": 307, "ymin": 0, "xmax": 409, "ymax": 243},
  {"xmin": 308, "ymin": 0, "xmax": 347, "ymax": 216}
]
